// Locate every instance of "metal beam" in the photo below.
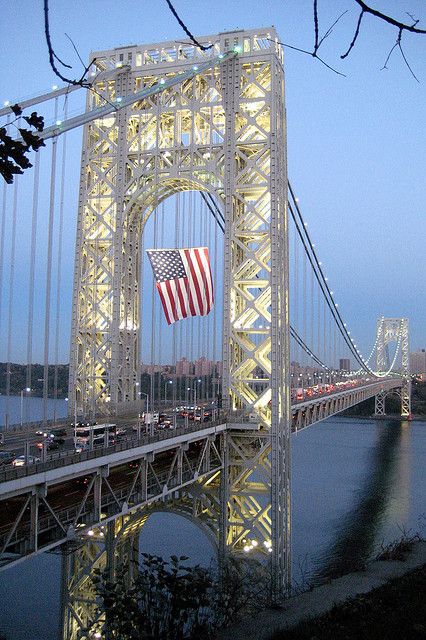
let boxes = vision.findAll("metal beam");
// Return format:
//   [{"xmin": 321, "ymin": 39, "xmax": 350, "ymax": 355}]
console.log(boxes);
[{"xmin": 0, "ymin": 66, "xmax": 131, "ymax": 118}]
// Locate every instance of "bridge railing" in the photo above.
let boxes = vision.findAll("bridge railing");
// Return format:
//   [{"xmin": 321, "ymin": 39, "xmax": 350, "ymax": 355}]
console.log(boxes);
[{"xmin": 0, "ymin": 415, "xmax": 233, "ymax": 485}]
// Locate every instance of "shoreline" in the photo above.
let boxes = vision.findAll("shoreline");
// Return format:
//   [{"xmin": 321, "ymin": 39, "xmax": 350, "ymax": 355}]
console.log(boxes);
[
  {"xmin": 217, "ymin": 541, "xmax": 426, "ymax": 640},
  {"xmin": 338, "ymin": 413, "xmax": 426, "ymax": 422}
]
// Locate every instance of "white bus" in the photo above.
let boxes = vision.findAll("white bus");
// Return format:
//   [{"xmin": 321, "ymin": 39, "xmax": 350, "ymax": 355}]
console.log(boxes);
[{"xmin": 74, "ymin": 423, "xmax": 116, "ymax": 452}]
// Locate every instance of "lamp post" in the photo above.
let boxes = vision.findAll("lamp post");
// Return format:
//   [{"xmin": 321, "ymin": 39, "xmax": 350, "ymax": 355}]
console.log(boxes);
[
  {"xmin": 20, "ymin": 387, "xmax": 31, "ymax": 428},
  {"xmin": 164, "ymin": 380, "xmax": 173, "ymax": 406},
  {"xmin": 194, "ymin": 378, "xmax": 201, "ymax": 409}
]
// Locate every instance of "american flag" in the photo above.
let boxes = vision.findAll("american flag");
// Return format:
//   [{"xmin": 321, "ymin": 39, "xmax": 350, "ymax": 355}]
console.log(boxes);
[{"xmin": 147, "ymin": 247, "xmax": 214, "ymax": 325}]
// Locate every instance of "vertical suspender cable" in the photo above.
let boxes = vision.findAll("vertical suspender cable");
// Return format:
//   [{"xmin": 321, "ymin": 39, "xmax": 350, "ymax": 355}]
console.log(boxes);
[
  {"xmin": 5, "ymin": 178, "xmax": 18, "ymax": 429},
  {"xmin": 139, "ymin": 217, "xmax": 145, "ymax": 397},
  {"xmin": 212, "ymin": 193, "xmax": 219, "ymax": 403},
  {"xmin": 43, "ymin": 98, "xmax": 59, "ymax": 425},
  {"xmin": 197, "ymin": 194, "xmax": 202, "ymax": 399},
  {"xmin": 25, "ymin": 152, "xmax": 41, "ymax": 423},
  {"xmin": 303, "ymin": 249, "xmax": 307, "ymax": 367},
  {"xmin": 293, "ymin": 223, "xmax": 298, "ymax": 365},
  {"xmin": 323, "ymin": 292, "xmax": 327, "ymax": 367},
  {"xmin": 0, "ymin": 117, "xmax": 10, "ymax": 363},
  {"xmin": 53, "ymin": 98, "xmax": 68, "ymax": 421},
  {"xmin": 157, "ymin": 201, "xmax": 164, "ymax": 406},
  {"xmin": 150, "ymin": 202, "xmax": 158, "ymax": 413},
  {"xmin": 172, "ymin": 193, "xmax": 180, "ymax": 408}
]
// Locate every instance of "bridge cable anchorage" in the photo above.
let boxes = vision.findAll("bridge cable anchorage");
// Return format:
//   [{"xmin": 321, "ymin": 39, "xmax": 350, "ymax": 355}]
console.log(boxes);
[{"xmin": 288, "ymin": 183, "xmax": 376, "ymax": 375}]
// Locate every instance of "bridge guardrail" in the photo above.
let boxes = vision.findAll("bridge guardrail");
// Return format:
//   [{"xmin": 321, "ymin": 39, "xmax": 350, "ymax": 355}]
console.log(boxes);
[{"xmin": 0, "ymin": 415, "xmax": 235, "ymax": 484}]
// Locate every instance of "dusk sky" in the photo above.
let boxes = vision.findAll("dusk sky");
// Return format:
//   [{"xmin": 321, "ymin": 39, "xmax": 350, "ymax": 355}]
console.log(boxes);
[{"xmin": 0, "ymin": 0, "xmax": 425, "ymax": 364}]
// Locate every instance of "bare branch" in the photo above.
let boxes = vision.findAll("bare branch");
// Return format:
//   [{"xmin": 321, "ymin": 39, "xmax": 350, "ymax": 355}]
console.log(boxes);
[
  {"xmin": 65, "ymin": 33, "xmax": 86, "ymax": 69},
  {"xmin": 269, "ymin": 37, "xmax": 346, "ymax": 77},
  {"xmin": 315, "ymin": 54, "xmax": 347, "ymax": 76},
  {"xmin": 397, "ymin": 31, "xmax": 420, "ymax": 82},
  {"xmin": 381, "ymin": 40, "xmax": 399, "ymax": 71},
  {"xmin": 341, "ymin": 10, "xmax": 364, "ymax": 59},
  {"xmin": 353, "ymin": 0, "xmax": 426, "ymax": 34},
  {"xmin": 164, "ymin": 0, "xmax": 213, "ymax": 51},
  {"xmin": 313, "ymin": 0, "xmax": 320, "ymax": 52},
  {"xmin": 318, "ymin": 10, "xmax": 349, "ymax": 48},
  {"xmin": 44, "ymin": 0, "xmax": 92, "ymax": 87},
  {"xmin": 381, "ymin": 27, "xmax": 420, "ymax": 82}
]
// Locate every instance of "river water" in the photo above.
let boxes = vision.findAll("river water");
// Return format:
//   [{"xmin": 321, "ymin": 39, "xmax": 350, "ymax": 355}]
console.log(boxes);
[{"xmin": 0, "ymin": 402, "xmax": 424, "ymax": 640}]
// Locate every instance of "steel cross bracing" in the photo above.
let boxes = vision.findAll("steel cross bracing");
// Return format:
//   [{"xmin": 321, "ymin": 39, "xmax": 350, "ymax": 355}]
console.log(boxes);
[
  {"xmin": 0, "ymin": 377, "xmax": 403, "ymax": 639},
  {"xmin": 374, "ymin": 317, "xmax": 411, "ymax": 417},
  {"xmin": 66, "ymin": 27, "xmax": 291, "ymax": 599},
  {"xmin": 0, "ymin": 378, "xmax": 402, "ymax": 560}
]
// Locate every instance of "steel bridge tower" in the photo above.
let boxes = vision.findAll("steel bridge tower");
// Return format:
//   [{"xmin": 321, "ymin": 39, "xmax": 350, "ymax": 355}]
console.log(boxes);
[
  {"xmin": 68, "ymin": 26, "xmax": 291, "ymax": 610},
  {"xmin": 375, "ymin": 317, "xmax": 411, "ymax": 417}
]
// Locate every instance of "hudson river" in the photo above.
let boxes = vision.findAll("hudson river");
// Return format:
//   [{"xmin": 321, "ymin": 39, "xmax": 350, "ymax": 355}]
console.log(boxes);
[{"xmin": 0, "ymin": 398, "xmax": 424, "ymax": 640}]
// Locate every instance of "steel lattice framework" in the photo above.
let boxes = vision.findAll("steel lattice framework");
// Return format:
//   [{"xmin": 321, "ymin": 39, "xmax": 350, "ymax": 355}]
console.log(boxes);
[
  {"xmin": 68, "ymin": 29, "xmax": 291, "ymax": 600},
  {"xmin": 375, "ymin": 317, "xmax": 411, "ymax": 417}
]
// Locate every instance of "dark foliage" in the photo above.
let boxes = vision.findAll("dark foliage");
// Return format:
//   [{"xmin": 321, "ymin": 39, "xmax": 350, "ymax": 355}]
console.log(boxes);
[
  {"xmin": 270, "ymin": 563, "xmax": 426, "ymax": 640},
  {"xmin": 0, "ymin": 108, "xmax": 45, "ymax": 184},
  {"xmin": 93, "ymin": 554, "xmax": 269, "ymax": 639}
]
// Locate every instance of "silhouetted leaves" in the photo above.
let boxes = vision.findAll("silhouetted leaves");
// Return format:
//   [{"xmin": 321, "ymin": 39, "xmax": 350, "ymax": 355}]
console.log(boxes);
[
  {"xmin": 93, "ymin": 554, "xmax": 269, "ymax": 639},
  {"xmin": 23, "ymin": 111, "xmax": 44, "ymax": 132},
  {"xmin": 10, "ymin": 104, "xmax": 22, "ymax": 116},
  {"xmin": 0, "ymin": 107, "xmax": 45, "ymax": 184}
]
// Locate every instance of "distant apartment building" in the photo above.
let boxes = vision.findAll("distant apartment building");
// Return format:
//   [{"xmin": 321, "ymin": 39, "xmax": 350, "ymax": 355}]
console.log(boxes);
[
  {"xmin": 339, "ymin": 358, "xmax": 350, "ymax": 372},
  {"xmin": 194, "ymin": 357, "xmax": 212, "ymax": 377},
  {"xmin": 175, "ymin": 357, "xmax": 192, "ymax": 376},
  {"xmin": 410, "ymin": 350, "xmax": 426, "ymax": 380}
]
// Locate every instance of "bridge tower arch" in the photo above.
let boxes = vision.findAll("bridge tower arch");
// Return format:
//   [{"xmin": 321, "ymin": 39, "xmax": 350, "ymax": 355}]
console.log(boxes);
[
  {"xmin": 69, "ymin": 29, "xmax": 291, "ymax": 599},
  {"xmin": 375, "ymin": 317, "xmax": 411, "ymax": 417}
]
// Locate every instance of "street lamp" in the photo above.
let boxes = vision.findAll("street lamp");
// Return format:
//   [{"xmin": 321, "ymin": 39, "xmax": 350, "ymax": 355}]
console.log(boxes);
[
  {"xmin": 20, "ymin": 387, "xmax": 31, "ymax": 427},
  {"xmin": 194, "ymin": 378, "xmax": 201, "ymax": 409},
  {"xmin": 164, "ymin": 379, "xmax": 173, "ymax": 405}
]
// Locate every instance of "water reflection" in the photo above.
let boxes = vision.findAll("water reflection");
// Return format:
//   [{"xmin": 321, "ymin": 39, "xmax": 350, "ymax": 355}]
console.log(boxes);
[{"xmin": 313, "ymin": 420, "xmax": 407, "ymax": 582}]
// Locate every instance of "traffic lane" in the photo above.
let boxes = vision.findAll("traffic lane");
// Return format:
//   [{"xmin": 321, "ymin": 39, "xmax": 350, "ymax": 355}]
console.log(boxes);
[{"xmin": 0, "ymin": 445, "xmax": 203, "ymax": 535}]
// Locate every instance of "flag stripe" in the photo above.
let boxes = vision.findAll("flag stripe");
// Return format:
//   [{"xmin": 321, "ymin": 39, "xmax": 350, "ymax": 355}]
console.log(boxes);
[
  {"xmin": 175, "ymin": 278, "xmax": 189, "ymax": 319},
  {"xmin": 147, "ymin": 246, "xmax": 214, "ymax": 325},
  {"xmin": 194, "ymin": 248, "xmax": 209, "ymax": 315},
  {"xmin": 165, "ymin": 279, "xmax": 179, "ymax": 323},
  {"xmin": 204, "ymin": 247, "xmax": 214, "ymax": 310},
  {"xmin": 183, "ymin": 248, "xmax": 204, "ymax": 316},
  {"xmin": 156, "ymin": 283, "xmax": 172, "ymax": 325},
  {"xmin": 180, "ymin": 250, "xmax": 201, "ymax": 316}
]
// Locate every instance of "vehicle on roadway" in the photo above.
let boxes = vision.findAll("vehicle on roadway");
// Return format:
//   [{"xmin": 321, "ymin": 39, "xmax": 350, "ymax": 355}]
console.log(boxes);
[
  {"xmin": 51, "ymin": 428, "xmax": 67, "ymax": 437},
  {"xmin": 12, "ymin": 455, "xmax": 41, "ymax": 467},
  {"xmin": 74, "ymin": 423, "xmax": 116, "ymax": 452},
  {"xmin": 0, "ymin": 451, "xmax": 16, "ymax": 466},
  {"xmin": 36, "ymin": 440, "xmax": 60, "ymax": 451}
]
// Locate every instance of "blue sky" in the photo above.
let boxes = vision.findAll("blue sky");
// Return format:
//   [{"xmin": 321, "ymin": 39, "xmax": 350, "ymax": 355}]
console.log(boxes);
[{"xmin": 0, "ymin": 0, "xmax": 425, "ymax": 364}]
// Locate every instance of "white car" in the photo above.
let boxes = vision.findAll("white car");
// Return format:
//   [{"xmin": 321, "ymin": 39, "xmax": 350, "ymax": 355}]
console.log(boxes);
[{"xmin": 12, "ymin": 455, "xmax": 41, "ymax": 467}]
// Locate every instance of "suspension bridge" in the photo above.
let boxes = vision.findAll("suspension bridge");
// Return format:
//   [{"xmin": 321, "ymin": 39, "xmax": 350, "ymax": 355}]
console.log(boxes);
[{"xmin": 0, "ymin": 28, "xmax": 411, "ymax": 638}]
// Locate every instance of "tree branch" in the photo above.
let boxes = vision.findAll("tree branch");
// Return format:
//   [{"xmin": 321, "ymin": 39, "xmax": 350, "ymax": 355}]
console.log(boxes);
[
  {"xmin": 353, "ymin": 0, "xmax": 426, "ymax": 34},
  {"xmin": 341, "ymin": 10, "xmax": 364, "ymax": 59},
  {"xmin": 44, "ymin": 0, "xmax": 92, "ymax": 86},
  {"xmin": 164, "ymin": 0, "xmax": 213, "ymax": 51},
  {"xmin": 381, "ymin": 27, "xmax": 420, "ymax": 82}
]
